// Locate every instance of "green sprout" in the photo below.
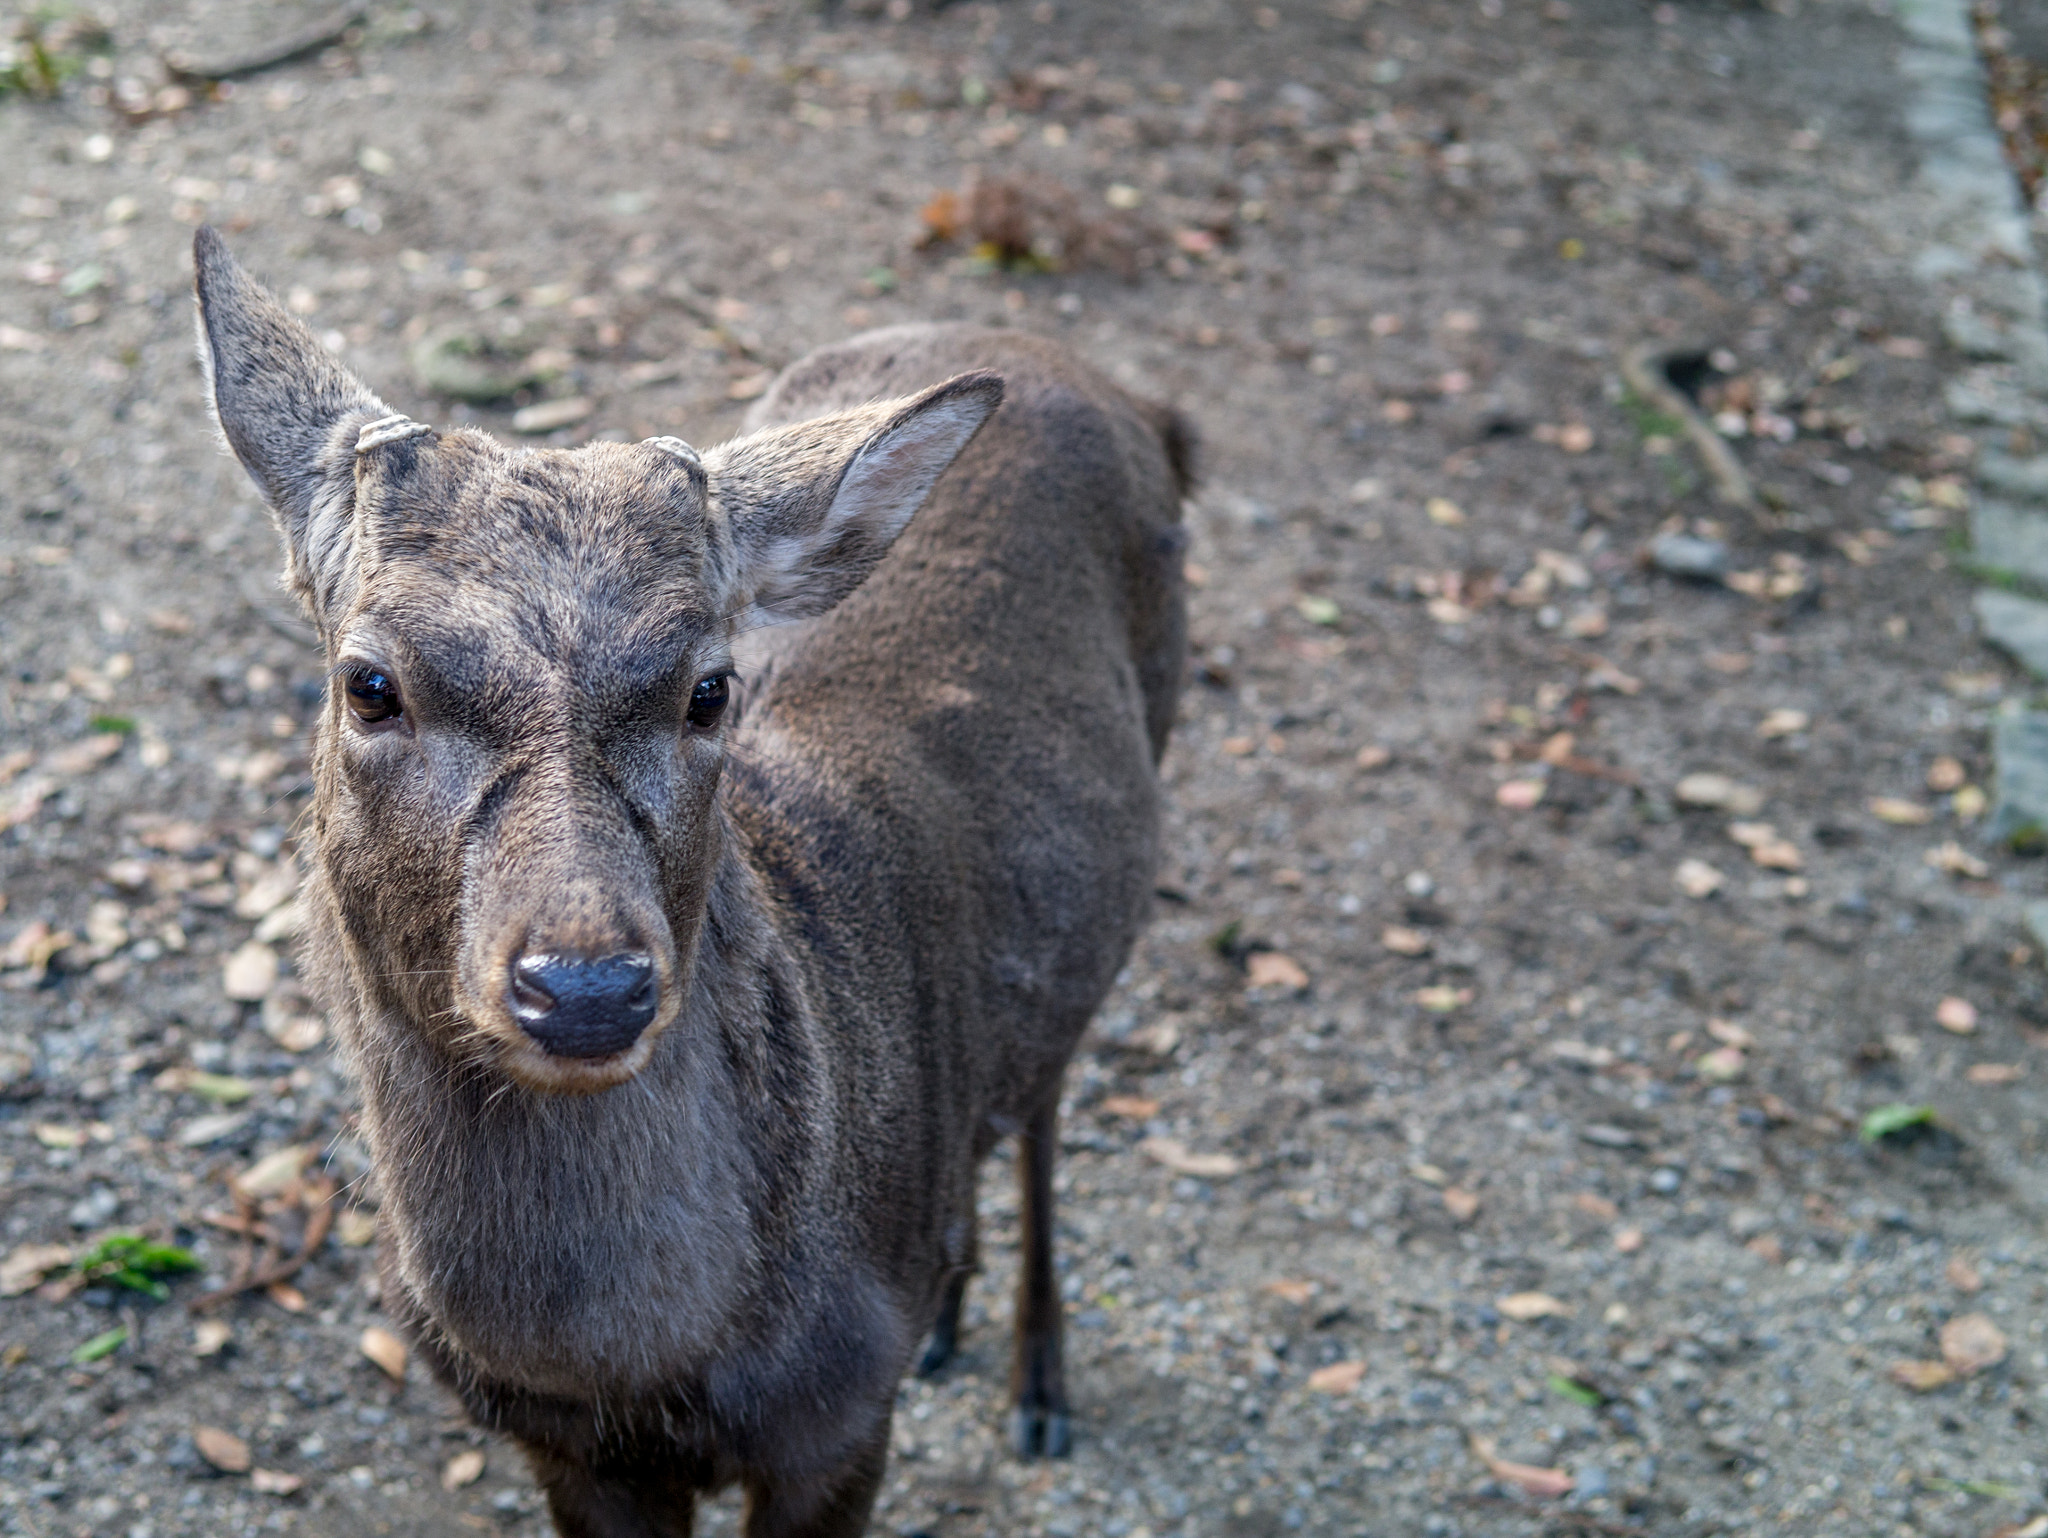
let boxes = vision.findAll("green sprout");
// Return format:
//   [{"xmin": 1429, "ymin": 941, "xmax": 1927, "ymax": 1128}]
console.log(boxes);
[
  {"xmin": 1859, "ymin": 1103, "xmax": 1937, "ymax": 1144},
  {"xmin": 71, "ymin": 1233, "xmax": 201, "ymax": 1301}
]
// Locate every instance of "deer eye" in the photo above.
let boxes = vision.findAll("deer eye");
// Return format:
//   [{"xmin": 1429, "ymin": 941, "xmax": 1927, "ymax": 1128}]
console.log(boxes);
[
  {"xmin": 686, "ymin": 673, "xmax": 730, "ymax": 732},
  {"xmin": 343, "ymin": 666, "xmax": 403, "ymax": 725}
]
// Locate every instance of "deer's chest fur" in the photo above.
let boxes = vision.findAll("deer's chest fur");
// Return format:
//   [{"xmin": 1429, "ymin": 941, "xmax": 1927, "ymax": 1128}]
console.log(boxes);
[{"xmin": 313, "ymin": 851, "xmax": 928, "ymax": 1477}]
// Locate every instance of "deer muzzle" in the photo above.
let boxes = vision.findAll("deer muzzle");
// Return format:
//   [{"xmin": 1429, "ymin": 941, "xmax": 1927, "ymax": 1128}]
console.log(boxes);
[{"xmin": 508, "ymin": 950, "xmax": 660, "ymax": 1059}]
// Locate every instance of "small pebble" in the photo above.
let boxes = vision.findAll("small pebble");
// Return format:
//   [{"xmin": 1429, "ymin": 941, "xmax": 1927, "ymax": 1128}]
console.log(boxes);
[{"xmin": 1648, "ymin": 532, "xmax": 1730, "ymax": 580}]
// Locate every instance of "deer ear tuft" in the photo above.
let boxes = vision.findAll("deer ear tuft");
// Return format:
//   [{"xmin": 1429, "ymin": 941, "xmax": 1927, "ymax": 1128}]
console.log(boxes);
[
  {"xmin": 356, "ymin": 415, "xmax": 437, "ymax": 455},
  {"xmin": 643, "ymin": 436, "xmax": 703, "ymax": 471}
]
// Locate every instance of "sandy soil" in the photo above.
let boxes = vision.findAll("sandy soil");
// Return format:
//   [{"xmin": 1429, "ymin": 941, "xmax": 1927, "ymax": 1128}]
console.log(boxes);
[{"xmin": 4, "ymin": 1, "xmax": 2047, "ymax": 1536}]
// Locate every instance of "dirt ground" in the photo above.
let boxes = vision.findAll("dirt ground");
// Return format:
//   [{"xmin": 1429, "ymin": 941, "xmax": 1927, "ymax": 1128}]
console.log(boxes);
[{"xmin": 5, "ymin": 0, "xmax": 2048, "ymax": 1534}]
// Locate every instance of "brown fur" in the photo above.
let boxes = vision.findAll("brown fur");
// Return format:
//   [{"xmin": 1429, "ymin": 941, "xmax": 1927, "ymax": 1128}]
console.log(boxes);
[{"xmin": 192, "ymin": 227, "xmax": 1190, "ymax": 1538}]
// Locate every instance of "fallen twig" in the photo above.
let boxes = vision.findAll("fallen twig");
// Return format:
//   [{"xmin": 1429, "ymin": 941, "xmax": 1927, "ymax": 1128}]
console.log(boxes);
[
  {"xmin": 189, "ymin": 1177, "xmax": 336, "ymax": 1312},
  {"xmin": 1620, "ymin": 343, "xmax": 1756, "ymax": 510},
  {"xmin": 195, "ymin": 1209, "xmax": 282, "ymax": 1244}
]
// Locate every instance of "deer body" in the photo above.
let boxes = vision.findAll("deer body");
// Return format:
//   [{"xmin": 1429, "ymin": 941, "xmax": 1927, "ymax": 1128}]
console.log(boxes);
[{"xmin": 194, "ymin": 230, "xmax": 1188, "ymax": 1537}]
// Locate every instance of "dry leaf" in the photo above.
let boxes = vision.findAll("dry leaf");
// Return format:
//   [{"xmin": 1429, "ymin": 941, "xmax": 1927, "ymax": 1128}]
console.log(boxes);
[
  {"xmin": 266, "ymin": 1281, "xmax": 307, "ymax": 1313},
  {"xmin": 1442, "ymin": 1186, "xmax": 1480, "ymax": 1223},
  {"xmin": 1126, "ymin": 1018, "xmax": 1181, "ymax": 1055},
  {"xmin": 1469, "ymin": 1434, "xmax": 1573, "ymax": 1498},
  {"xmin": 2, "ymin": 921, "xmax": 72, "ymax": 973},
  {"xmin": 1562, "ymin": 607, "xmax": 1608, "ymax": 639},
  {"xmin": 1413, "ymin": 984, "xmax": 1472, "ymax": 1012},
  {"xmin": 1547, "ymin": 1039, "xmax": 1615, "ymax": 1068},
  {"xmin": 1926, "ymin": 841, "xmax": 1991, "ymax": 879},
  {"xmin": 194, "ymin": 1425, "xmax": 252, "ymax": 1473},
  {"xmin": 1263, "ymin": 1278, "xmax": 1318, "ymax": 1305},
  {"xmin": 232, "ymin": 867, "xmax": 297, "ymax": 921},
  {"xmin": 1868, "ymin": 796, "xmax": 1932, "ymax": 826},
  {"xmin": 250, "ymin": 1469, "xmax": 303, "ymax": 1496},
  {"xmin": 1967, "ymin": 1063, "xmax": 2024, "ymax": 1085},
  {"xmin": 1695, "ymin": 1046, "xmax": 1746, "ymax": 1081},
  {"xmin": 1945, "ymin": 1256, "xmax": 1984, "ymax": 1294},
  {"xmin": 1673, "ymin": 859, "xmax": 1725, "ymax": 899},
  {"xmin": 1746, "ymin": 838, "xmax": 1801, "ymax": 870},
  {"xmin": 359, "ymin": 1325, "xmax": 408, "ymax": 1381},
  {"xmin": 1706, "ymin": 1018, "xmax": 1755, "ymax": 1048},
  {"xmin": 1888, "ymin": 1359, "xmax": 1955, "ymax": 1392},
  {"xmin": 0, "ymin": 1241, "xmax": 73, "ymax": 1297},
  {"xmin": 1497, "ymin": 1291, "xmax": 1571, "ymax": 1321},
  {"xmin": 1099, "ymin": 1095, "xmax": 1160, "ymax": 1119},
  {"xmin": 45, "ymin": 732, "xmax": 123, "ymax": 776},
  {"xmin": 1380, "ymin": 925, "xmax": 1431, "ymax": 956},
  {"xmin": 442, "ymin": 1449, "xmax": 487, "ymax": 1490},
  {"xmin": 1757, "ymin": 708, "xmax": 1809, "ymax": 739},
  {"xmin": 1245, "ymin": 951, "xmax": 1309, "ymax": 992},
  {"xmin": 1139, "ymin": 1136, "xmax": 1242, "ymax": 1179},
  {"xmin": 234, "ymin": 1144, "xmax": 314, "ymax": 1198},
  {"xmin": 222, "ymin": 940, "xmax": 279, "ymax": 1002},
  {"xmin": 1935, "ymin": 997, "xmax": 1979, "ymax": 1035},
  {"xmin": 260, "ymin": 998, "xmax": 325, "ymax": 1052},
  {"xmin": 918, "ymin": 188, "xmax": 961, "ymax": 242},
  {"xmin": 1307, "ymin": 1359, "xmax": 1367, "ymax": 1393},
  {"xmin": 335, "ymin": 1208, "xmax": 379, "ymax": 1247},
  {"xmin": 1940, "ymin": 1313, "xmax": 2008, "ymax": 1375}
]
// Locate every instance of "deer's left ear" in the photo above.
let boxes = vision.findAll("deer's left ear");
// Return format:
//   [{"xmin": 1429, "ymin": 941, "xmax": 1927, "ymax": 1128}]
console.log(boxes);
[
  {"xmin": 700, "ymin": 371, "xmax": 1003, "ymax": 627},
  {"xmin": 193, "ymin": 226, "xmax": 412, "ymax": 614}
]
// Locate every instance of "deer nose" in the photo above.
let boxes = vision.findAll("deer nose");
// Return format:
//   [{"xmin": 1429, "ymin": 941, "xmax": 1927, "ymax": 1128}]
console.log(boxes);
[{"xmin": 508, "ymin": 952, "xmax": 658, "ymax": 1059}]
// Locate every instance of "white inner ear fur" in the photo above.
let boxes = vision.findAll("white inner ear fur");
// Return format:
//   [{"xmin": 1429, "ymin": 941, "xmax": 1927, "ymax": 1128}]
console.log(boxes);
[
  {"xmin": 743, "ymin": 394, "xmax": 992, "ymax": 624},
  {"xmin": 833, "ymin": 395, "xmax": 990, "ymax": 540}
]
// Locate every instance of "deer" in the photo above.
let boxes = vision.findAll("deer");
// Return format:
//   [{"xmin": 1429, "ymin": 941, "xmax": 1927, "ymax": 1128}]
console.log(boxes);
[{"xmin": 191, "ymin": 227, "xmax": 1192, "ymax": 1538}]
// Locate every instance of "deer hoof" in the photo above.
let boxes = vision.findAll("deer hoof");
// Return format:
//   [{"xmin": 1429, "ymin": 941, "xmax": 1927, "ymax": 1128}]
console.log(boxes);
[
  {"xmin": 915, "ymin": 1332, "xmax": 954, "ymax": 1378},
  {"xmin": 1008, "ymin": 1405, "xmax": 1072, "ymax": 1460}
]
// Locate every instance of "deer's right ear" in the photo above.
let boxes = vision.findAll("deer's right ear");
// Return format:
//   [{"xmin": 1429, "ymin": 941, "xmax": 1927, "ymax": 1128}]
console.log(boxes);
[{"xmin": 193, "ymin": 226, "xmax": 399, "ymax": 613}]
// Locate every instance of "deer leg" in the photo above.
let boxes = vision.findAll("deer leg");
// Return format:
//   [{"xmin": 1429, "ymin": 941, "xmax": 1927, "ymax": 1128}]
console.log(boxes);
[
  {"xmin": 916, "ymin": 1268, "xmax": 969, "ymax": 1377},
  {"xmin": 1009, "ymin": 1094, "xmax": 1071, "ymax": 1459},
  {"xmin": 523, "ymin": 1445, "xmax": 697, "ymax": 1538},
  {"xmin": 740, "ymin": 1425, "xmax": 890, "ymax": 1538}
]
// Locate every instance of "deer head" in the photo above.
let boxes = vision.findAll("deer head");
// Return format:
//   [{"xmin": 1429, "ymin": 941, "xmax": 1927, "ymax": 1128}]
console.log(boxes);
[{"xmin": 194, "ymin": 228, "xmax": 1001, "ymax": 1093}]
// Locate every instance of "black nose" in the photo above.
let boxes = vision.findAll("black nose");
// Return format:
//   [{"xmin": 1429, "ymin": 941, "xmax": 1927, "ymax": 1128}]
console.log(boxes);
[{"xmin": 508, "ymin": 952, "xmax": 658, "ymax": 1059}]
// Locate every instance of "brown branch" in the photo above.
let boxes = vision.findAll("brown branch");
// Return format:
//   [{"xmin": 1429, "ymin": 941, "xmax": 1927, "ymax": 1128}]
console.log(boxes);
[
  {"xmin": 189, "ymin": 1178, "xmax": 337, "ymax": 1313},
  {"xmin": 1620, "ymin": 343, "xmax": 1756, "ymax": 510}
]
